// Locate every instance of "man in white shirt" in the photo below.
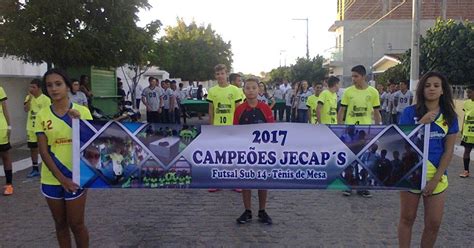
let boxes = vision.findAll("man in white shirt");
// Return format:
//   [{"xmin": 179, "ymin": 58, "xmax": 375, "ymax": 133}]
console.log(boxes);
[
  {"xmin": 392, "ymin": 80, "xmax": 413, "ymax": 123},
  {"xmin": 279, "ymin": 79, "xmax": 291, "ymax": 93},
  {"xmin": 273, "ymin": 83, "xmax": 285, "ymax": 121},
  {"xmin": 134, "ymin": 83, "xmax": 144, "ymax": 109}
]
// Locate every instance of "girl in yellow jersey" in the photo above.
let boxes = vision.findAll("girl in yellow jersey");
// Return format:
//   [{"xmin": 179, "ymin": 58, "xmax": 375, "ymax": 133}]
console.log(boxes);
[
  {"xmin": 0, "ymin": 85, "xmax": 13, "ymax": 195},
  {"xmin": 459, "ymin": 85, "xmax": 474, "ymax": 178},
  {"xmin": 36, "ymin": 69, "xmax": 92, "ymax": 248}
]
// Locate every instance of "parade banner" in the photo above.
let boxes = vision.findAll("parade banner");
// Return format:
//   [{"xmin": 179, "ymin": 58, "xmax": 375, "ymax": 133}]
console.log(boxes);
[{"xmin": 73, "ymin": 120, "xmax": 429, "ymax": 190}]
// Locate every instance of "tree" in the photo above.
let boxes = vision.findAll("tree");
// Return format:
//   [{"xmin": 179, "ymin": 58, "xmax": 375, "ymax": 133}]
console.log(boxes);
[
  {"xmin": 402, "ymin": 19, "xmax": 474, "ymax": 85},
  {"xmin": 377, "ymin": 63, "xmax": 408, "ymax": 86},
  {"xmin": 268, "ymin": 66, "xmax": 291, "ymax": 83},
  {"xmin": 290, "ymin": 56, "xmax": 327, "ymax": 83},
  {"xmin": 0, "ymin": 0, "xmax": 152, "ymax": 69},
  {"xmin": 155, "ymin": 19, "xmax": 233, "ymax": 81},
  {"xmin": 120, "ymin": 20, "xmax": 162, "ymax": 108}
]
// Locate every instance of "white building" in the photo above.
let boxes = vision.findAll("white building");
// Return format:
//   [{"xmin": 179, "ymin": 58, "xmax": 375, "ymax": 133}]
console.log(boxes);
[
  {"xmin": 324, "ymin": 0, "xmax": 474, "ymax": 86},
  {"xmin": 0, "ymin": 57, "xmax": 46, "ymax": 145}
]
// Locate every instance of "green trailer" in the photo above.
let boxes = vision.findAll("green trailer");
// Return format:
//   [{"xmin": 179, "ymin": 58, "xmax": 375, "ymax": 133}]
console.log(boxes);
[{"xmin": 67, "ymin": 66, "xmax": 119, "ymax": 116}]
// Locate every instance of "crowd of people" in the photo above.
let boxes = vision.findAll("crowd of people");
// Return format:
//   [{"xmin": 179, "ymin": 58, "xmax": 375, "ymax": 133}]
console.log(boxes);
[{"xmin": 0, "ymin": 62, "xmax": 468, "ymax": 247}]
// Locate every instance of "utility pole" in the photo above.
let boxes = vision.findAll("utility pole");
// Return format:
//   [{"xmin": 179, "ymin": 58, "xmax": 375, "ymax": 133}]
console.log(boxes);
[
  {"xmin": 279, "ymin": 50, "xmax": 286, "ymax": 67},
  {"xmin": 441, "ymin": 0, "xmax": 447, "ymax": 20},
  {"xmin": 409, "ymin": 0, "xmax": 421, "ymax": 92},
  {"xmin": 292, "ymin": 18, "xmax": 309, "ymax": 59}
]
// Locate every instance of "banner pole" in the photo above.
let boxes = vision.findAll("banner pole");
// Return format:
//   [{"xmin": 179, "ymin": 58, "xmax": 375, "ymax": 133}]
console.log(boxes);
[
  {"xmin": 421, "ymin": 123, "xmax": 430, "ymax": 189},
  {"xmin": 72, "ymin": 119, "xmax": 80, "ymax": 185}
]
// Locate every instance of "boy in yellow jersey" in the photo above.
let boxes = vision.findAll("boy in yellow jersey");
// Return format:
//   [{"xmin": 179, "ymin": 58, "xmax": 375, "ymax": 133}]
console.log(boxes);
[
  {"xmin": 460, "ymin": 85, "xmax": 474, "ymax": 178},
  {"xmin": 306, "ymin": 82, "xmax": 323, "ymax": 124},
  {"xmin": 230, "ymin": 73, "xmax": 245, "ymax": 102},
  {"xmin": 337, "ymin": 65, "xmax": 381, "ymax": 198},
  {"xmin": 37, "ymin": 69, "xmax": 92, "ymax": 247},
  {"xmin": 0, "ymin": 86, "xmax": 13, "ymax": 195},
  {"xmin": 207, "ymin": 64, "xmax": 242, "ymax": 192},
  {"xmin": 207, "ymin": 64, "xmax": 242, "ymax": 126},
  {"xmin": 317, "ymin": 76, "xmax": 340, "ymax": 124},
  {"xmin": 24, "ymin": 79, "xmax": 51, "ymax": 178}
]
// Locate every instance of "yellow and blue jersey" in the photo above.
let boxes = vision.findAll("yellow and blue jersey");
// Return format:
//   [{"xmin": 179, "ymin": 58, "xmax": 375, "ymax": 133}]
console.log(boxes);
[
  {"xmin": 399, "ymin": 105, "xmax": 459, "ymax": 170},
  {"xmin": 400, "ymin": 105, "xmax": 458, "ymax": 194},
  {"xmin": 35, "ymin": 103, "xmax": 92, "ymax": 185}
]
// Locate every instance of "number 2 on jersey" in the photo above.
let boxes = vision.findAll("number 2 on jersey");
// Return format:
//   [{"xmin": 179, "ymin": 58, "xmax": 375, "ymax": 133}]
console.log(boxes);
[{"xmin": 42, "ymin": 120, "xmax": 53, "ymax": 130}]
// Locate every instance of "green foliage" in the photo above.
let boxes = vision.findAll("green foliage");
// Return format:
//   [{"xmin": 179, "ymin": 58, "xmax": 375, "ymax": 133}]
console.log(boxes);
[
  {"xmin": 402, "ymin": 19, "xmax": 474, "ymax": 85},
  {"xmin": 0, "ymin": 0, "xmax": 155, "ymax": 68},
  {"xmin": 377, "ymin": 63, "xmax": 408, "ymax": 85},
  {"xmin": 290, "ymin": 56, "xmax": 327, "ymax": 83},
  {"xmin": 155, "ymin": 18, "xmax": 233, "ymax": 81},
  {"xmin": 267, "ymin": 56, "xmax": 327, "ymax": 84},
  {"xmin": 268, "ymin": 66, "xmax": 291, "ymax": 83}
]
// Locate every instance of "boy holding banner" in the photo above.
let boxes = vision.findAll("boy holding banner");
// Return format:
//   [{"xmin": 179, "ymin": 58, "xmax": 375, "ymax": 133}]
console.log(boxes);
[
  {"xmin": 316, "ymin": 76, "xmax": 340, "ymax": 124},
  {"xmin": 207, "ymin": 64, "xmax": 242, "ymax": 192},
  {"xmin": 234, "ymin": 77, "xmax": 274, "ymax": 225},
  {"xmin": 337, "ymin": 65, "xmax": 381, "ymax": 198}
]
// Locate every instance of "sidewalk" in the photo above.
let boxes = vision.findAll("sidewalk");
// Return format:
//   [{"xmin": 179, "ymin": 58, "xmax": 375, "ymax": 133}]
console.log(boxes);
[
  {"xmin": 1, "ymin": 152, "xmax": 473, "ymax": 247},
  {"xmin": 1, "ymin": 117, "xmax": 474, "ymax": 247}
]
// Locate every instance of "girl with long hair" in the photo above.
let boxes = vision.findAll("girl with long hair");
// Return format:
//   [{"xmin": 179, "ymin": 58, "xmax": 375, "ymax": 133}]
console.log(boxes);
[
  {"xmin": 398, "ymin": 71, "xmax": 458, "ymax": 248},
  {"xmin": 36, "ymin": 68, "xmax": 92, "ymax": 247}
]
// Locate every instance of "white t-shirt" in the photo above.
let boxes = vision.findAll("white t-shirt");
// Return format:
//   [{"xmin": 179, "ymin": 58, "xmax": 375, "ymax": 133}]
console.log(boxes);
[
  {"xmin": 257, "ymin": 93, "xmax": 270, "ymax": 105},
  {"xmin": 296, "ymin": 91, "xmax": 312, "ymax": 110},
  {"xmin": 279, "ymin": 83, "xmax": 291, "ymax": 93},
  {"xmin": 173, "ymin": 89, "xmax": 181, "ymax": 109},
  {"xmin": 134, "ymin": 84, "xmax": 143, "ymax": 99},
  {"xmin": 393, "ymin": 90, "xmax": 413, "ymax": 113},
  {"xmin": 285, "ymin": 89, "xmax": 294, "ymax": 106},
  {"xmin": 381, "ymin": 91, "xmax": 389, "ymax": 111},
  {"xmin": 273, "ymin": 88, "xmax": 284, "ymax": 100},
  {"xmin": 142, "ymin": 86, "xmax": 163, "ymax": 111},
  {"xmin": 162, "ymin": 88, "xmax": 174, "ymax": 110}
]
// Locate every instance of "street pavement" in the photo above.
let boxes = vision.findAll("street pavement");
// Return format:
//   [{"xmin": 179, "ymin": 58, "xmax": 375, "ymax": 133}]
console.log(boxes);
[{"xmin": 1, "ymin": 118, "xmax": 474, "ymax": 247}]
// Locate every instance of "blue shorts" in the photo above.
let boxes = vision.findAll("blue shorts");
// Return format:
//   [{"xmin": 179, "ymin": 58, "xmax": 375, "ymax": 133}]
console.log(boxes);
[{"xmin": 41, "ymin": 184, "xmax": 85, "ymax": 201}]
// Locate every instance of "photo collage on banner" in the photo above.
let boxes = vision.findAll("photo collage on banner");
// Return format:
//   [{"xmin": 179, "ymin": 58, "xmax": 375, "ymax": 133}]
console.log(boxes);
[
  {"xmin": 76, "ymin": 120, "xmax": 200, "ymax": 189},
  {"xmin": 74, "ymin": 120, "xmax": 427, "ymax": 191},
  {"xmin": 328, "ymin": 124, "xmax": 425, "ymax": 190}
]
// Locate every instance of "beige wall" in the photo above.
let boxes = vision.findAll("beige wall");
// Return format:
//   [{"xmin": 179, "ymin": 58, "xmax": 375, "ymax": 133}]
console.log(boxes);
[
  {"xmin": 339, "ymin": 19, "xmax": 436, "ymax": 86},
  {"xmin": 0, "ymin": 78, "xmax": 32, "ymax": 145}
]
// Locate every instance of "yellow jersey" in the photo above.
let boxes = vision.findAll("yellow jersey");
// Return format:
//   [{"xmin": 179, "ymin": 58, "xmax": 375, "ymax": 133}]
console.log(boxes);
[
  {"xmin": 462, "ymin": 99, "xmax": 474, "ymax": 137},
  {"xmin": 0, "ymin": 87, "xmax": 7, "ymax": 130},
  {"xmin": 24, "ymin": 94, "xmax": 51, "ymax": 131},
  {"xmin": 35, "ymin": 103, "xmax": 92, "ymax": 185},
  {"xmin": 341, "ymin": 85, "xmax": 380, "ymax": 125},
  {"xmin": 306, "ymin": 95, "xmax": 320, "ymax": 124},
  {"xmin": 317, "ymin": 90, "xmax": 338, "ymax": 124},
  {"xmin": 206, "ymin": 84, "xmax": 242, "ymax": 125}
]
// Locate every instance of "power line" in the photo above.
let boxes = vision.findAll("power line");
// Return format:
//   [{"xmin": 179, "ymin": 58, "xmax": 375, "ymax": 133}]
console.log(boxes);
[{"xmin": 345, "ymin": 0, "xmax": 408, "ymax": 43}]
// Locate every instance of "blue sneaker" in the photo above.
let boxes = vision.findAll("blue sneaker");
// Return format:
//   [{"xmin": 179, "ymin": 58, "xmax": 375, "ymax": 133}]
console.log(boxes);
[{"xmin": 27, "ymin": 170, "xmax": 40, "ymax": 178}]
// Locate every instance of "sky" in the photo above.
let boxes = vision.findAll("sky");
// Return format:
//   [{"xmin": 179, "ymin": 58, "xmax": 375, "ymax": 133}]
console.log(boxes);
[{"xmin": 138, "ymin": 0, "xmax": 337, "ymax": 75}]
